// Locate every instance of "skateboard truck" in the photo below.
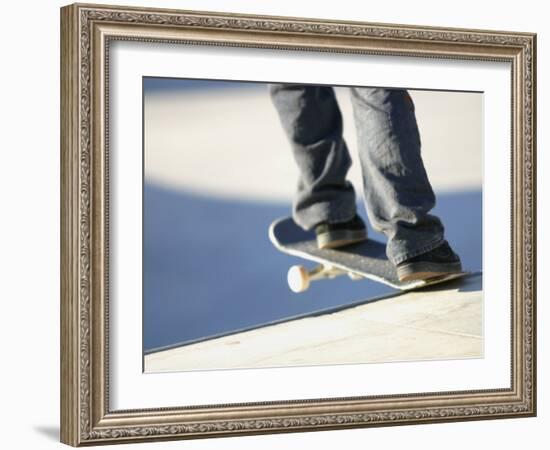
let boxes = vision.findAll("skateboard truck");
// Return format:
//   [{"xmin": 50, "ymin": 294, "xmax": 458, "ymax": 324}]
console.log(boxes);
[{"xmin": 287, "ymin": 264, "xmax": 363, "ymax": 293}]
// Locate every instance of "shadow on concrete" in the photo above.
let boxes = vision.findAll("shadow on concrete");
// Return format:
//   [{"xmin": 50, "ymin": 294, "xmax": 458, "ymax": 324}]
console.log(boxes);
[
  {"xmin": 143, "ymin": 182, "xmax": 482, "ymax": 352},
  {"xmin": 412, "ymin": 271, "xmax": 482, "ymax": 294},
  {"xmin": 457, "ymin": 272, "xmax": 483, "ymax": 293}
]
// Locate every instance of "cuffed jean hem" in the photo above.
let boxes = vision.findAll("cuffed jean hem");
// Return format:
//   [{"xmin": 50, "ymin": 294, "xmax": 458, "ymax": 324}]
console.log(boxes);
[
  {"xmin": 388, "ymin": 234, "xmax": 445, "ymax": 265},
  {"xmin": 293, "ymin": 201, "xmax": 358, "ymax": 230}
]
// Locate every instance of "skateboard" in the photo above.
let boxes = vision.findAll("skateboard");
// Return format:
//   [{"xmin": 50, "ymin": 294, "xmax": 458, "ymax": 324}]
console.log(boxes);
[{"xmin": 269, "ymin": 217, "xmax": 469, "ymax": 293}]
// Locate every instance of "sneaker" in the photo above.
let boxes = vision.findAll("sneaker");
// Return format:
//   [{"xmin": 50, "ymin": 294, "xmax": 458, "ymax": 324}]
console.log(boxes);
[
  {"xmin": 396, "ymin": 241, "xmax": 462, "ymax": 282},
  {"xmin": 314, "ymin": 215, "xmax": 368, "ymax": 249}
]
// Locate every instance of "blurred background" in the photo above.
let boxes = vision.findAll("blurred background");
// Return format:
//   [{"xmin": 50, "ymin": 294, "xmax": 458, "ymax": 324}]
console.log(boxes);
[{"xmin": 143, "ymin": 78, "xmax": 482, "ymax": 354}]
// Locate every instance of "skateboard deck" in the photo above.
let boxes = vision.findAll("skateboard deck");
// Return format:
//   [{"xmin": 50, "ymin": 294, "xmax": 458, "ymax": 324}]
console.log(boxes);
[{"xmin": 269, "ymin": 217, "xmax": 468, "ymax": 292}]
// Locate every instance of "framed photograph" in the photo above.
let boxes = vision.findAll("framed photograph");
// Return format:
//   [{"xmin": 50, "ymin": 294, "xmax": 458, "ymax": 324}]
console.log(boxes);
[{"xmin": 60, "ymin": 2, "xmax": 536, "ymax": 446}]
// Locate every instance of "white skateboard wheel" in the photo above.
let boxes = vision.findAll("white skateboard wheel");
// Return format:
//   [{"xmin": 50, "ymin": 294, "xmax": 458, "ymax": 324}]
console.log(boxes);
[{"xmin": 287, "ymin": 265, "xmax": 310, "ymax": 293}]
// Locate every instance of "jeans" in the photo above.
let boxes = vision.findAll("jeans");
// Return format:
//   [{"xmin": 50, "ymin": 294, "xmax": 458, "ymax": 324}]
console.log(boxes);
[{"xmin": 269, "ymin": 84, "xmax": 445, "ymax": 265}]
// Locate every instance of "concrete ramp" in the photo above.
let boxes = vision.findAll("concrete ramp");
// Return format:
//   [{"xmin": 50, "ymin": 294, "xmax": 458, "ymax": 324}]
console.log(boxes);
[{"xmin": 144, "ymin": 273, "xmax": 482, "ymax": 373}]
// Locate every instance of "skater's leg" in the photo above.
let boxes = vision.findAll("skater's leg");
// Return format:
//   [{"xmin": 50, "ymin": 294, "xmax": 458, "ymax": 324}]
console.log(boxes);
[
  {"xmin": 349, "ymin": 87, "xmax": 449, "ymax": 266},
  {"xmin": 269, "ymin": 84, "xmax": 357, "ymax": 230}
]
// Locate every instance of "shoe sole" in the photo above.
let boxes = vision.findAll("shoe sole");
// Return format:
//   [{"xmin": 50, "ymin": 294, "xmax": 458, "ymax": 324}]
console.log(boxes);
[
  {"xmin": 317, "ymin": 229, "xmax": 368, "ymax": 250},
  {"xmin": 397, "ymin": 261, "xmax": 463, "ymax": 282}
]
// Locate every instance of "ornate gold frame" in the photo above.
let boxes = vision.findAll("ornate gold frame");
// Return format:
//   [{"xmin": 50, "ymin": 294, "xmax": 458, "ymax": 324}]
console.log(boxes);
[{"xmin": 60, "ymin": 3, "xmax": 536, "ymax": 446}]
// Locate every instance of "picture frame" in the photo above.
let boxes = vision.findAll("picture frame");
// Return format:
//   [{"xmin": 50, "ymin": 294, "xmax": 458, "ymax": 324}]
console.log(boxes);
[{"xmin": 60, "ymin": 2, "xmax": 536, "ymax": 446}]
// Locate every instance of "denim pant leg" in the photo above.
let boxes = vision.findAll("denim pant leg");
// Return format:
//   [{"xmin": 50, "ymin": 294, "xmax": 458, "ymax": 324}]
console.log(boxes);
[
  {"xmin": 269, "ymin": 84, "xmax": 357, "ymax": 230},
  {"xmin": 349, "ymin": 88, "xmax": 445, "ymax": 264}
]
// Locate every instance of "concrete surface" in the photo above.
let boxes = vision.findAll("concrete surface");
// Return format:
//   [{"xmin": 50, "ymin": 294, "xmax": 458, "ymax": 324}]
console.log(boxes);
[{"xmin": 144, "ymin": 273, "xmax": 482, "ymax": 372}]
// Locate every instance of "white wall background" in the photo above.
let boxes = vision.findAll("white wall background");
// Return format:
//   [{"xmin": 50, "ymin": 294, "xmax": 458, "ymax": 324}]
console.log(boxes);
[{"xmin": 0, "ymin": 0, "xmax": 545, "ymax": 449}]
